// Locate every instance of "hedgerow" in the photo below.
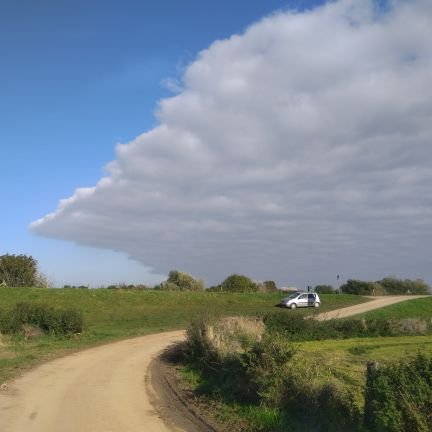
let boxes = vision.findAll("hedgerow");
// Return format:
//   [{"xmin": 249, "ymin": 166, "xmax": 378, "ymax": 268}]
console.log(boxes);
[{"xmin": 0, "ymin": 302, "xmax": 83, "ymax": 336}]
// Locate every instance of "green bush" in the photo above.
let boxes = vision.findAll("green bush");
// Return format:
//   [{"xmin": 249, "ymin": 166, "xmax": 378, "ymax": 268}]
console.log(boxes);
[
  {"xmin": 220, "ymin": 274, "xmax": 257, "ymax": 292},
  {"xmin": 340, "ymin": 279, "xmax": 382, "ymax": 295},
  {"xmin": 0, "ymin": 254, "xmax": 38, "ymax": 287},
  {"xmin": 241, "ymin": 333, "xmax": 297, "ymax": 407},
  {"xmin": 263, "ymin": 313, "xmax": 431, "ymax": 341},
  {"xmin": 314, "ymin": 284, "xmax": 336, "ymax": 294},
  {"xmin": 364, "ymin": 354, "xmax": 432, "ymax": 432},
  {"xmin": 0, "ymin": 302, "xmax": 84, "ymax": 336},
  {"xmin": 377, "ymin": 277, "xmax": 430, "ymax": 295},
  {"xmin": 159, "ymin": 270, "xmax": 205, "ymax": 291}
]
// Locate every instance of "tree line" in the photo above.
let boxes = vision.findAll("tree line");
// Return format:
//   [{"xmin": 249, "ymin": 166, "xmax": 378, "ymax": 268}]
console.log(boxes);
[{"xmin": 1, "ymin": 254, "xmax": 430, "ymax": 294}]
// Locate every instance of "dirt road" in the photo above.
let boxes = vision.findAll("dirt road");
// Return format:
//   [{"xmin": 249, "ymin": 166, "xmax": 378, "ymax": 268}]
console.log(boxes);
[
  {"xmin": 0, "ymin": 296, "xmax": 427, "ymax": 432},
  {"xmin": 0, "ymin": 331, "xmax": 185, "ymax": 432}
]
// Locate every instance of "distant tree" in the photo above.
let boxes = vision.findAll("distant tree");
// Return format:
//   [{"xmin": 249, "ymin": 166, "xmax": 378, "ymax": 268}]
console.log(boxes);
[
  {"xmin": 0, "ymin": 254, "xmax": 38, "ymax": 287},
  {"xmin": 220, "ymin": 274, "xmax": 257, "ymax": 293},
  {"xmin": 314, "ymin": 284, "xmax": 336, "ymax": 294},
  {"xmin": 377, "ymin": 277, "xmax": 430, "ymax": 295},
  {"xmin": 339, "ymin": 279, "xmax": 382, "ymax": 295},
  {"xmin": 160, "ymin": 270, "xmax": 205, "ymax": 291},
  {"xmin": 256, "ymin": 280, "xmax": 278, "ymax": 292}
]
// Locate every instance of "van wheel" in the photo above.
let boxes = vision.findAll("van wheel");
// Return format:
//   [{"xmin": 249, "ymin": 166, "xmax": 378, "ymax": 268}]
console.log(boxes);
[
  {"xmin": 290, "ymin": 303, "xmax": 297, "ymax": 310},
  {"xmin": 314, "ymin": 302, "xmax": 320, "ymax": 308}
]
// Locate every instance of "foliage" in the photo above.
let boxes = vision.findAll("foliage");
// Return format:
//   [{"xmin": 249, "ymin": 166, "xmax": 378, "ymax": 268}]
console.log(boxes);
[
  {"xmin": 0, "ymin": 254, "xmax": 38, "ymax": 287},
  {"xmin": 160, "ymin": 270, "xmax": 205, "ymax": 291},
  {"xmin": 377, "ymin": 276, "xmax": 430, "ymax": 295},
  {"xmin": 220, "ymin": 274, "xmax": 258, "ymax": 293},
  {"xmin": 257, "ymin": 281, "xmax": 278, "ymax": 292},
  {"xmin": 314, "ymin": 284, "xmax": 336, "ymax": 294},
  {"xmin": 183, "ymin": 315, "xmax": 363, "ymax": 431},
  {"xmin": 340, "ymin": 279, "xmax": 383, "ymax": 295},
  {"xmin": 0, "ymin": 302, "xmax": 83, "ymax": 335},
  {"xmin": 241, "ymin": 333, "xmax": 297, "ymax": 407},
  {"xmin": 340, "ymin": 277, "xmax": 431, "ymax": 295},
  {"xmin": 263, "ymin": 313, "xmax": 431, "ymax": 341},
  {"xmin": 364, "ymin": 353, "xmax": 432, "ymax": 432}
]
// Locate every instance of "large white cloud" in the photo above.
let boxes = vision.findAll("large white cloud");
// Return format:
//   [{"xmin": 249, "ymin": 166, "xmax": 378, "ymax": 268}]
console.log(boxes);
[{"xmin": 31, "ymin": 0, "xmax": 432, "ymax": 286}]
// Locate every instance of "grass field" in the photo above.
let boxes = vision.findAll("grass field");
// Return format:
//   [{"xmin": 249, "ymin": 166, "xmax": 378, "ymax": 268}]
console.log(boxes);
[{"xmin": 0, "ymin": 288, "xmax": 365, "ymax": 384}]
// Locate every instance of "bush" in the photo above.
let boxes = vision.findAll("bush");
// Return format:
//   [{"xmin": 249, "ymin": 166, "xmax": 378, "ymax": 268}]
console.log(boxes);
[
  {"xmin": 0, "ymin": 302, "xmax": 84, "ymax": 336},
  {"xmin": 263, "ymin": 313, "xmax": 432, "ymax": 341},
  {"xmin": 314, "ymin": 284, "xmax": 336, "ymax": 294},
  {"xmin": 0, "ymin": 254, "xmax": 38, "ymax": 287},
  {"xmin": 160, "ymin": 270, "xmax": 205, "ymax": 291},
  {"xmin": 377, "ymin": 277, "xmax": 430, "ymax": 295},
  {"xmin": 241, "ymin": 333, "xmax": 297, "ymax": 407},
  {"xmin": 364, "ymin": 354, "xmax": 432, "ymax": 432},
  {"xmin": 340, "ymin": 279, "xmax": 382, "ymax": 295},
  {"xmin": 220, "ymin": 274, "xmax": 257, "ymax": 292}
]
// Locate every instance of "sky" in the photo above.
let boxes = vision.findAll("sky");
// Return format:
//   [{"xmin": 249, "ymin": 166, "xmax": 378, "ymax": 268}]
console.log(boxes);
[{"xmin": 1, "ymin": 0, "xmax": 431, "ymax": 288}]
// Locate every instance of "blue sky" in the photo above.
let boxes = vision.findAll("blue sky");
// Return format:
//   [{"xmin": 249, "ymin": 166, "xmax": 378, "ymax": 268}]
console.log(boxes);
[
  {"xmin": 2, "ymin": 1, "xmax": 431, "ymax": 288},
  {"xmin": 2, "ymin": 0, "xmax": 315, "ymax": 286}
]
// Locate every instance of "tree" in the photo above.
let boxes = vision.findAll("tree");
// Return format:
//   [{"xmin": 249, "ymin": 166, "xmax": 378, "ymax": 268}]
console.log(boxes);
[
  {"xmin": 0, "ymin": 254, "xmax": 38, "ymax": 287},
  {"xmin": 339, "ymin": 279, "xmax": 382, "ymax": 295},
  {"xmin": 160, "ymin": 270, "xmax": 205, "ymax": 291},
  {"xmin": 314, "ymin": 284, "xmax": 336, "ymax": 294},
  {"xmin": 220, "ymin": 274, "xmax": 257, "ymax": 293},
  {"xmin": 257, "ymin": 280, "xmax": 278, "ymax": 292},
  {"xmin": 377, "ymin": 276, "xmax": 430, "ymax": 295}
]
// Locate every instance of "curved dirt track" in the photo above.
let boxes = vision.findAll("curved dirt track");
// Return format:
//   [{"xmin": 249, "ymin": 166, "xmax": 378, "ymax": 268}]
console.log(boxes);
[
  {"xmin": 0, "ymin": 296, "xmax": 428, "ymax": 432},
  {"xmin": 0, "ymin": 331, "xmax": 185, "ymax": 432}
]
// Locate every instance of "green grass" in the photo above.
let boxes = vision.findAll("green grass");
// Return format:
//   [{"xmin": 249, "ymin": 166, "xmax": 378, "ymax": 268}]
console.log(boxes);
[
  {"xmin": 297, "ymin": 335, "xmax": 432, "ymax": 388},
  {"xmin": 0, "ymin": 288, "xmax": 364, "ymax": 384},
  {"xmin": 355, "ymin": 296, "xmax": 432, "ymax": 319}
]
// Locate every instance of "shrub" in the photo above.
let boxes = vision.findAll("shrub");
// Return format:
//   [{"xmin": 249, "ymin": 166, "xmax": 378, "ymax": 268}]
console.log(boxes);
[
  {"xmin": 241, "ymin": 333, "xmax": 297, "ymax": 407},
  {"xmin": 257, "ymin": 280, "xmax": 278, "ymax": 292},
  {"xmin": 220, "ymin": 274, "xmax": 257, "ymax": 292},
  {"xmin": 364, "ymin": 354, "xmax": 432, "ymax": 432},
  {"xmin": 0, "ymin": 302, "xmax": 83, "ymax": 336},
  {"xmin": 263, "ymin": 313, "xmax": 431, "ymax": 341},
  {"xmin": 314, "ymin": 284, "xmax": 336, "ymax": 294},
  {"xmin": 0, "ymin": 254, "xmax": 38, "ymax": 287},
  {"xmin": 185, "ymin": 312, "xmax": 264, "ymax": 368},
  {"xmin": 377, "ymin": 277, "xmax": 430, "ymax": 295},
  {"xmin": 340, "ymin": 279, "xmax": 382, "ymax": 295},
  {"xmin": 160, "ymin": 270, "xmax": 205, "ymax": 291}
]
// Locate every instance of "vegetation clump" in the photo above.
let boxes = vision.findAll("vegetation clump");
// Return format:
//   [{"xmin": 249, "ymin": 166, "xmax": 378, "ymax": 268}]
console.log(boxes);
[
  {"xmin": 0, "ymin": 302, "xmax": 83, "ymax": 336},
  {"xmin": 364, "ymin": 354, "xmax": 432, "ymax": 432},
  {"xmin": 0, "ymin": 254, "xmax": 52, "ymax": 288},
  {"xmin": 340, "ymin": 277, "xmax": 430, "ymax": 295},
  {"xmin": 218, "ymin": 274, "xmax": 258, "ymax": 293},
  {"xmin": 158, "ymin": 270, "xmax": 205, "ymax": 291},
  {"xmin": 263, "ymin": 313, "xmax": 432, "ymax": 340}
]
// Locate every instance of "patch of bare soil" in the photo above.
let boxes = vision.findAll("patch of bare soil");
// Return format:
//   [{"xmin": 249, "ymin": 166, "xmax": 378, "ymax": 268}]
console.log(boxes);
[{"xmin": 150, "ymin": 344, "xmax": 225, "ymax": 432}]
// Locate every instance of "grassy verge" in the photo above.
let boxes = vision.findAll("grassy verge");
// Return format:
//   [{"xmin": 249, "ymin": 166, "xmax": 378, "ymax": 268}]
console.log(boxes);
[
  {"xmin": 0, "ymin": 288, "xmax": 364, "ymax": 384},
  {"xmin": 354, "ymin": 296, "xmax": 432, "ymax": 319}
]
